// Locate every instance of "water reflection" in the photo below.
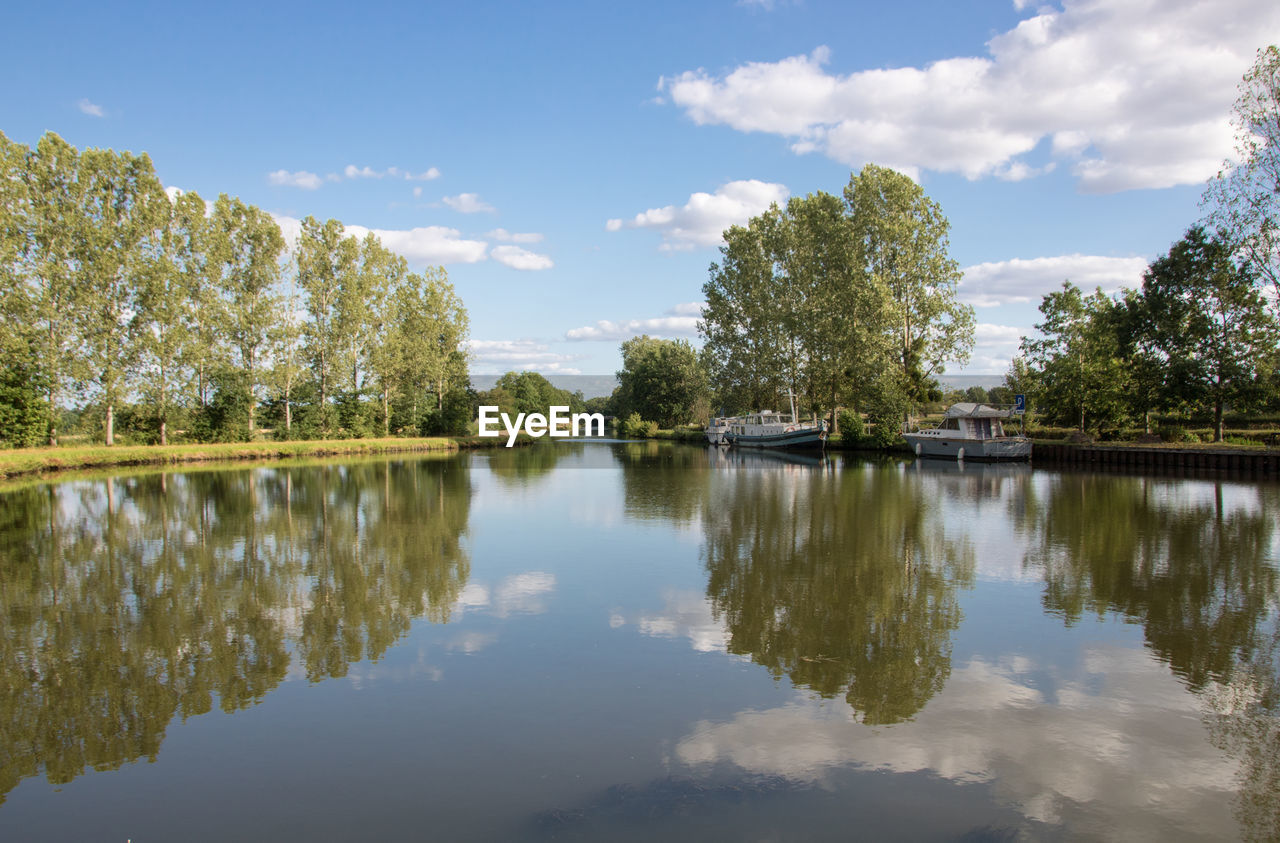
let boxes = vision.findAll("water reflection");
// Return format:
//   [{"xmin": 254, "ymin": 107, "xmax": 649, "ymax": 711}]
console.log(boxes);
[
  {"xmin": 697, "ymin": 462, "xmax": 975, "ymax": 724},
  {"xmin": 0, "ymin": 457, "xmax": 471, "ymax": 803},
  {"xmin": 1018, "ymin": 471, "xmax": 1280, "ymax": 837}
]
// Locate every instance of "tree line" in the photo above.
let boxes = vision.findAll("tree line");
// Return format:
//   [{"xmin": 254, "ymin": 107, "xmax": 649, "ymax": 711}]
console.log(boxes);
[
  {"xmin": 699, "ymin": 163, "xmax": 974, "ymax": 436},
  {"xmin": 0, "ymin": 131, "xmax": 470, "ymax": 448},
  {"xmin": 1012, "ymin": 47, "xmax": 1280, "ymax": 443}
]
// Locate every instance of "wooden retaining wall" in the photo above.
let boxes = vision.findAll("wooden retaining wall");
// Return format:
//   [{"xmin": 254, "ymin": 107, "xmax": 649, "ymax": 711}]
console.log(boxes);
[{"xmin": 1032, "ymin": 443, "xmax": 1280, "ymax": 476}]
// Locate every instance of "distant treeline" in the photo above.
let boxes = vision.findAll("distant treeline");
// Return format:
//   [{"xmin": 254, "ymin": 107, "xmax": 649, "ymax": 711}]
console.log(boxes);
[{"xmin": 0, "ymin": 131, "xmax": 470, "ymax": 448}]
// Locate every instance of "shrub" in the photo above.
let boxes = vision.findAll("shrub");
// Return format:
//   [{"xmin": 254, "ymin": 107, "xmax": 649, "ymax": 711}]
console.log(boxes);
[
  {"xmin": 620, "ymin": 412, "xmax": 658, "ymax": 439},
  {"xmin": 837, "ymin": 408, "xmax": 864, "ymax": 442}
]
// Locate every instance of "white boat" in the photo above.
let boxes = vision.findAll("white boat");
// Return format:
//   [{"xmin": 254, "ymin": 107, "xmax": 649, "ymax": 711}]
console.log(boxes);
[
  {"xmin": 723, "ymin": 398, "xmax": 827, "ymax": 450},
  {"xmin": 903, "ymin": 403, "xmax": 1031, "ymax": 462},
  {"xmin": 704, "ymin": 416, "xmax": 734, "ymax": 445}
]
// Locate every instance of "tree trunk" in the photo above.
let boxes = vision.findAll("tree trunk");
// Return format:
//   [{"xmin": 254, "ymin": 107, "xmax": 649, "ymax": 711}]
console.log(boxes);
[
  {"xmin": 383, "ymin": 387, "xmax": 390, "ymax": 436},
  {"xmin": 285, "ymin": 380, "xmax": 292, "ymax": 434},
  {"xmin": 1215, "ymin": 400, "xmax": 1224, "ymax": 443},
  {"xmin": 160, "ymin": 420, "xmax": 168, "ymax": 446},
  {"xmin": 106, "ymin": 403, "xmax": 115, "ymax": 446}
]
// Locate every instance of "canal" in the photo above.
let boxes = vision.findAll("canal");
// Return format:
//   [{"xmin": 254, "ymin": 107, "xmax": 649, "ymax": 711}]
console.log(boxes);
[{"xmin": 0, "ymin": 442, "xmax": 1276, "ymax": 840}]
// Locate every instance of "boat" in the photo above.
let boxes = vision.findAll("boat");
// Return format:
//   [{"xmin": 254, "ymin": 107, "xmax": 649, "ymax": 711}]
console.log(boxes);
[
  {"xmin": 723, "ymin": 395, "xmax": 827, "ymax": 450},
  {"xmin": 704, "ymin": 416, "xmax": 734, "ymax": 445},
  {"xmin": 903, "ymin": 403, "xmax": 1031, "ymax": 462}
]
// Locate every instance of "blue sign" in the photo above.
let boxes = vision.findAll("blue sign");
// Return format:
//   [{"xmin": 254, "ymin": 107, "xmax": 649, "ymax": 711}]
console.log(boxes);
[{"xmin": 1014, "ymin": 394, "xmax": 1026, "ymax": 414}]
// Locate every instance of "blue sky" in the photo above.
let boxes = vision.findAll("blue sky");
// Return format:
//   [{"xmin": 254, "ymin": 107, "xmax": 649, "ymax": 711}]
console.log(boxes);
[{"xmin": 4, "ymin": 0, "xmax": 1278, "ymax": 379}]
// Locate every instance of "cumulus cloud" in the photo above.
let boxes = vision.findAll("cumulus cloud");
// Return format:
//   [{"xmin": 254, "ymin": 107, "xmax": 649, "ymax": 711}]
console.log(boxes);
[
  {"xmin": 965, "ymin": 323, "xmax": 1028, "ymax": 375},
  {"xmin": 77, "ymin": 98, "xmax": 105, "ymax": 117},
  {"xmin": 268, "ymin": 169, "xmax": 325, "ymax": 190},
  {"xmin": 673, "ymin": 647, "xmax": 1238, "ymax": 837},
  {"xmin": 490, "ymin": 244, "xmax": 554, "ymax": 271},
  {"xmin": 663, "ymin": 1, "xmax": 1280, "ymax": 192},
  {"xmin": 960, "ymin": 254, "xmax": 1147, "ymax": 307},
  {"xmin": 607, "ymin": 180, "xmax": 789, "ymax": 250},
  {"xmin": 271, "ymin": 214, "xmax": 488, "ymax": 265},
  {"xmin": 344, "ymin": 223, "xmax": 489, "ymax": 265},
  {"xmin": 566, "ymin": 302, "xmax": 704, "ymax": 341},
  {"xmin": 466, "ymin": 339, "xmax": 583, "ymax": 375},
  {"xmin": 442, "ymin": 192, "xmax": 496, "ymax": 214}
]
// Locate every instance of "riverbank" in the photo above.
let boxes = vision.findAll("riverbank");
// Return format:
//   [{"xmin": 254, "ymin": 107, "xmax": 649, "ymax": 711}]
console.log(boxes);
[{"xmin": 0, "ymin": 436, "xmax": 512, "ymax": 481}]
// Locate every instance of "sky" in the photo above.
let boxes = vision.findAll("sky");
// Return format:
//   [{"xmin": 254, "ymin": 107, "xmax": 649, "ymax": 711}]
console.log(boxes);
[{"xmin": 3, "ymin": 0, "xmax": 1279, "ymax": 381}]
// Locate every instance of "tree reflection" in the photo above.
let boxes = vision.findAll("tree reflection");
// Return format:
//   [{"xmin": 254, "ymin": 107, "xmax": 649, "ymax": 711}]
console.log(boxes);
[
  {"xmin": 0, "ymin": 456, "xmax": 471, "ymax": 802},
  {"xmin": 700, "ymin": 464, "xmax": 974, "ymax": 724},
  {"xmin": 1022, "ymin": 474, "xmax": 1279, "ymax": 691},
  {"xmin": 1021, "ymin": 473, "xmax": 1280, "ymax": 840}
]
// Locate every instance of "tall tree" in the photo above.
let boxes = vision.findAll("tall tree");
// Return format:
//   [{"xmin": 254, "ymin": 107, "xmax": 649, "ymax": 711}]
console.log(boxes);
[
  {"xmin": 844, "ymin": 164, "xmax": 974, "ymax": 421},
  {"xmin": 1140, "ymin": 226, "xmax": 1278, "ymax": 441},
  {"xmin": 135, "ymin": 189, "xmax": 206, "ymax": 445},
  {"xmin": 78, "ymin": 148, "xmax": 167, "ymax": 445},
  {"xmin": 209, "ymin": 195, "xmax": 285, "ymax": 436},
  {"xmin": 24, "ymin": 133, "xmax": 87, "ymax": 446},
  {"xmin": 1205, "ymin": 45, "xmax": 1280, "ymax": 307},
  {"xmin": 296, "ymin": 217, "xmax": 358, "ymax": 437}
]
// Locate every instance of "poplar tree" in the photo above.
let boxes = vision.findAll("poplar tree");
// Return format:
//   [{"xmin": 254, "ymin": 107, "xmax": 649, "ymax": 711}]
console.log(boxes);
[
  {"xmin": 296, "ymin": 217, "xmax": 358, "ymax": 436},
  {"xmin": 209, "ymin": 195, "xmax": 285, "ymax": 435},
  {"xmin": 136, "ymin": 190, "xmax": 206, "ymax": 445},
  {"xmin": 25, "ymin": 133, "xmax": 86, "ymax": 446}
]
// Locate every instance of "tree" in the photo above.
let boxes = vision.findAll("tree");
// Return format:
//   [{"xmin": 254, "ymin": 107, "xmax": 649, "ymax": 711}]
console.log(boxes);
[
  {"xmin": 24, "ymin": 133, "xmax": 87, "ymax": 446},
  {"xmin": 614, "ymin": 335, "xmax": 708, "ymax": 428},
  {"xmin": 1020, "ymin": 282, "xmax": 1130, "ymax": 435},
  {"xmin": 296, "ymin": 217, "xmax": 358, "ymax": 436},
  {"xmin": 209, "ymin": 195, "xmax": 285, "ymax": 436},
  {"xmin": 844, "ymin": 164, "xmax": 974, "ymax": 421},
  {"xmin": 1140, "ymin": 226, "xmax": 1278, "ymax": 441},
  {"xmin": 135, "ymin": 189, "xmax": 206, "ymax": 445},
  {"xmin": 1205, "ymin": 45, "xmax": 1280, "ymax": 306}
]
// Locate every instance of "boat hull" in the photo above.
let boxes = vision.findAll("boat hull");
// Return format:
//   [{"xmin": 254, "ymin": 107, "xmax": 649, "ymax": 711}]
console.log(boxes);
[
  {"xmin": 726, "ymin": 428, "xmax": 826, "ymax": 450},
  {"xmin": 904, "ymin": 433, "xmax": 1031, "ymax": 462}
]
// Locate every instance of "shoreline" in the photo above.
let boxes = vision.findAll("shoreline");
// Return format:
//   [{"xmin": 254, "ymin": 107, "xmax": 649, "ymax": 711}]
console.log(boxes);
[{"xmin": 0, "ymin": 436, "xmax": 516, "ymax": 482}]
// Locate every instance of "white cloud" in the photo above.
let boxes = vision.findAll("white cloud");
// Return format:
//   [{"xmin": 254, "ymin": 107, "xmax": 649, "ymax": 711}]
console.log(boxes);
[
  {"xmin": 960, "ymin": 254, "xmax": 1147, "ymax": 307},
  {"xmin": 608, "ymin": 180, "xmax": 789, "ymax": 250},
  {"xmin": 466, "ymin": 339, "xmax": 583, "ymax": 375},
  {"xmin": 566, "ymin": 303, "xmax": 704, "ymax": 342},
  {"xmin": 487, "ymin": 228, "xmax": 545, "ymax": 244},
  {"xmin": 965, "ymin": 323, "xmax": 1028, "ymax": 375},
  {"xmin": 344, "ymin": 223, "xmax": 489, "ymax": 265},
  {"xmin": 663, "ymin": 2, "xmax": 1280, "ymax": 192},
  {"xmin": 271, "ymin": 213, "xmax": 487, "ymax": 265},
  {"xmin": 442, "ymin": 192, "xmax": 496, "ymax": 214},
  {"xmin": 77, "ymin": 98, "xmax": 105, "ymax": 118},
  {"xmin": 490, "ymin": 244, "xmax": 554, "ymax": 271},
  {"xmin": 267, "ymin": 169, "xmax": 325, "ymax": 190},
  {"xmin": 673, "ymin": 648, "xmax": 1239, "ymax": 837},
  {"xmin": 344, "ymin": 164, "xmax": 441, "ymax": 181}
]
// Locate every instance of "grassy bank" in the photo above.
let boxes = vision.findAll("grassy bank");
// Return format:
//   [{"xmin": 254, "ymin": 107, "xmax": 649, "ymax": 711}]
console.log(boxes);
[{"xmin": 0, "ymin": 436, "xmax": 505, "ymax": 481}]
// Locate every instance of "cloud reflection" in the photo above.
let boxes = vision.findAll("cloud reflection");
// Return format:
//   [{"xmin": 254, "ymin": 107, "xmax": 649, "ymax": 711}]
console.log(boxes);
[{"xmin": 673, "ymin": 646, "xmax": 1239, "ymax": 837}]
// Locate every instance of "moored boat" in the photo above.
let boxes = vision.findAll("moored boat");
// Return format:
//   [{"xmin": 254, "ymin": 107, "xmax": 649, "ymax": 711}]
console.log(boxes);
[
  {"xmin": 704, "ymin": 416, "xmax": 734, "ymax": 445},
  {"xmin": 903, "ymin": 402, "xmax": 1031, "ymax": 462},
  {"xmin": 724, "ymin": 409, "xmax": 826, "ymax": 450}
]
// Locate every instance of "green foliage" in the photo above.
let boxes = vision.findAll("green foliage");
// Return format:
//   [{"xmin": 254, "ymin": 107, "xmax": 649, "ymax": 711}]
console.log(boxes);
[
  {"xmin": 701, "ymin": 165, "xmax": 972, "ymax": 423},
  {"xmin": 614, "ymin": 335, "xmax": 708, "ymax": 428},
  {"xmin": 619, "ymin": 412, "xmax": 658, "ymax": 438},
  {"xmin": 837, "ymin": 408, "xmax": 864, "ymax": 442},
  {"xmin": 421, "ymin": 387, "xmax": 475, "ymax": 436},
  {"xmin": 190, "ymin": 368, "xmax": 253, "ymax": 442},
  {"xmin": 0, "ymin": 354, "xmax": 51, "ymax": 448},
  {"xmin": 493, "ymin": 371, "xmax": 581, "ymax": 415}
]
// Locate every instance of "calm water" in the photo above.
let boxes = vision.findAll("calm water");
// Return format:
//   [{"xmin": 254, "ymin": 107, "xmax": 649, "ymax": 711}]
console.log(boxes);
[{"xmin": 1, "ymin": 443, "xmax": 1277, "ymax": 841}]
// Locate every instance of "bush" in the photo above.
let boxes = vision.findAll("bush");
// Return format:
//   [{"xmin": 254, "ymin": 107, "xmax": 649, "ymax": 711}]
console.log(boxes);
[
  {"xmin": 837, "ymin": 408, "xmax": 864, "ymax": 442},
  {"xmin": 867, "ymin": 407, "xmax": 904, "ymax": 449},
  {"xmin": 620, "ymin": 412, "xmax": 658, "ymax": 439}
]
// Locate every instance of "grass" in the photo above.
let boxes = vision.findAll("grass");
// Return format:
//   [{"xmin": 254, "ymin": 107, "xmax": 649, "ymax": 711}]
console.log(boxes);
[{"xmin": 0, "ymin": 436, "xmax": 497, "ymax": 481}]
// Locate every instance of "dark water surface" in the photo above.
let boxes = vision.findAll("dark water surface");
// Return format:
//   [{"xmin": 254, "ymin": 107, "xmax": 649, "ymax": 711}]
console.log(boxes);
[{"xmin": 1, "ymin": 443, "xmax": 1277, "ymax": 841}]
